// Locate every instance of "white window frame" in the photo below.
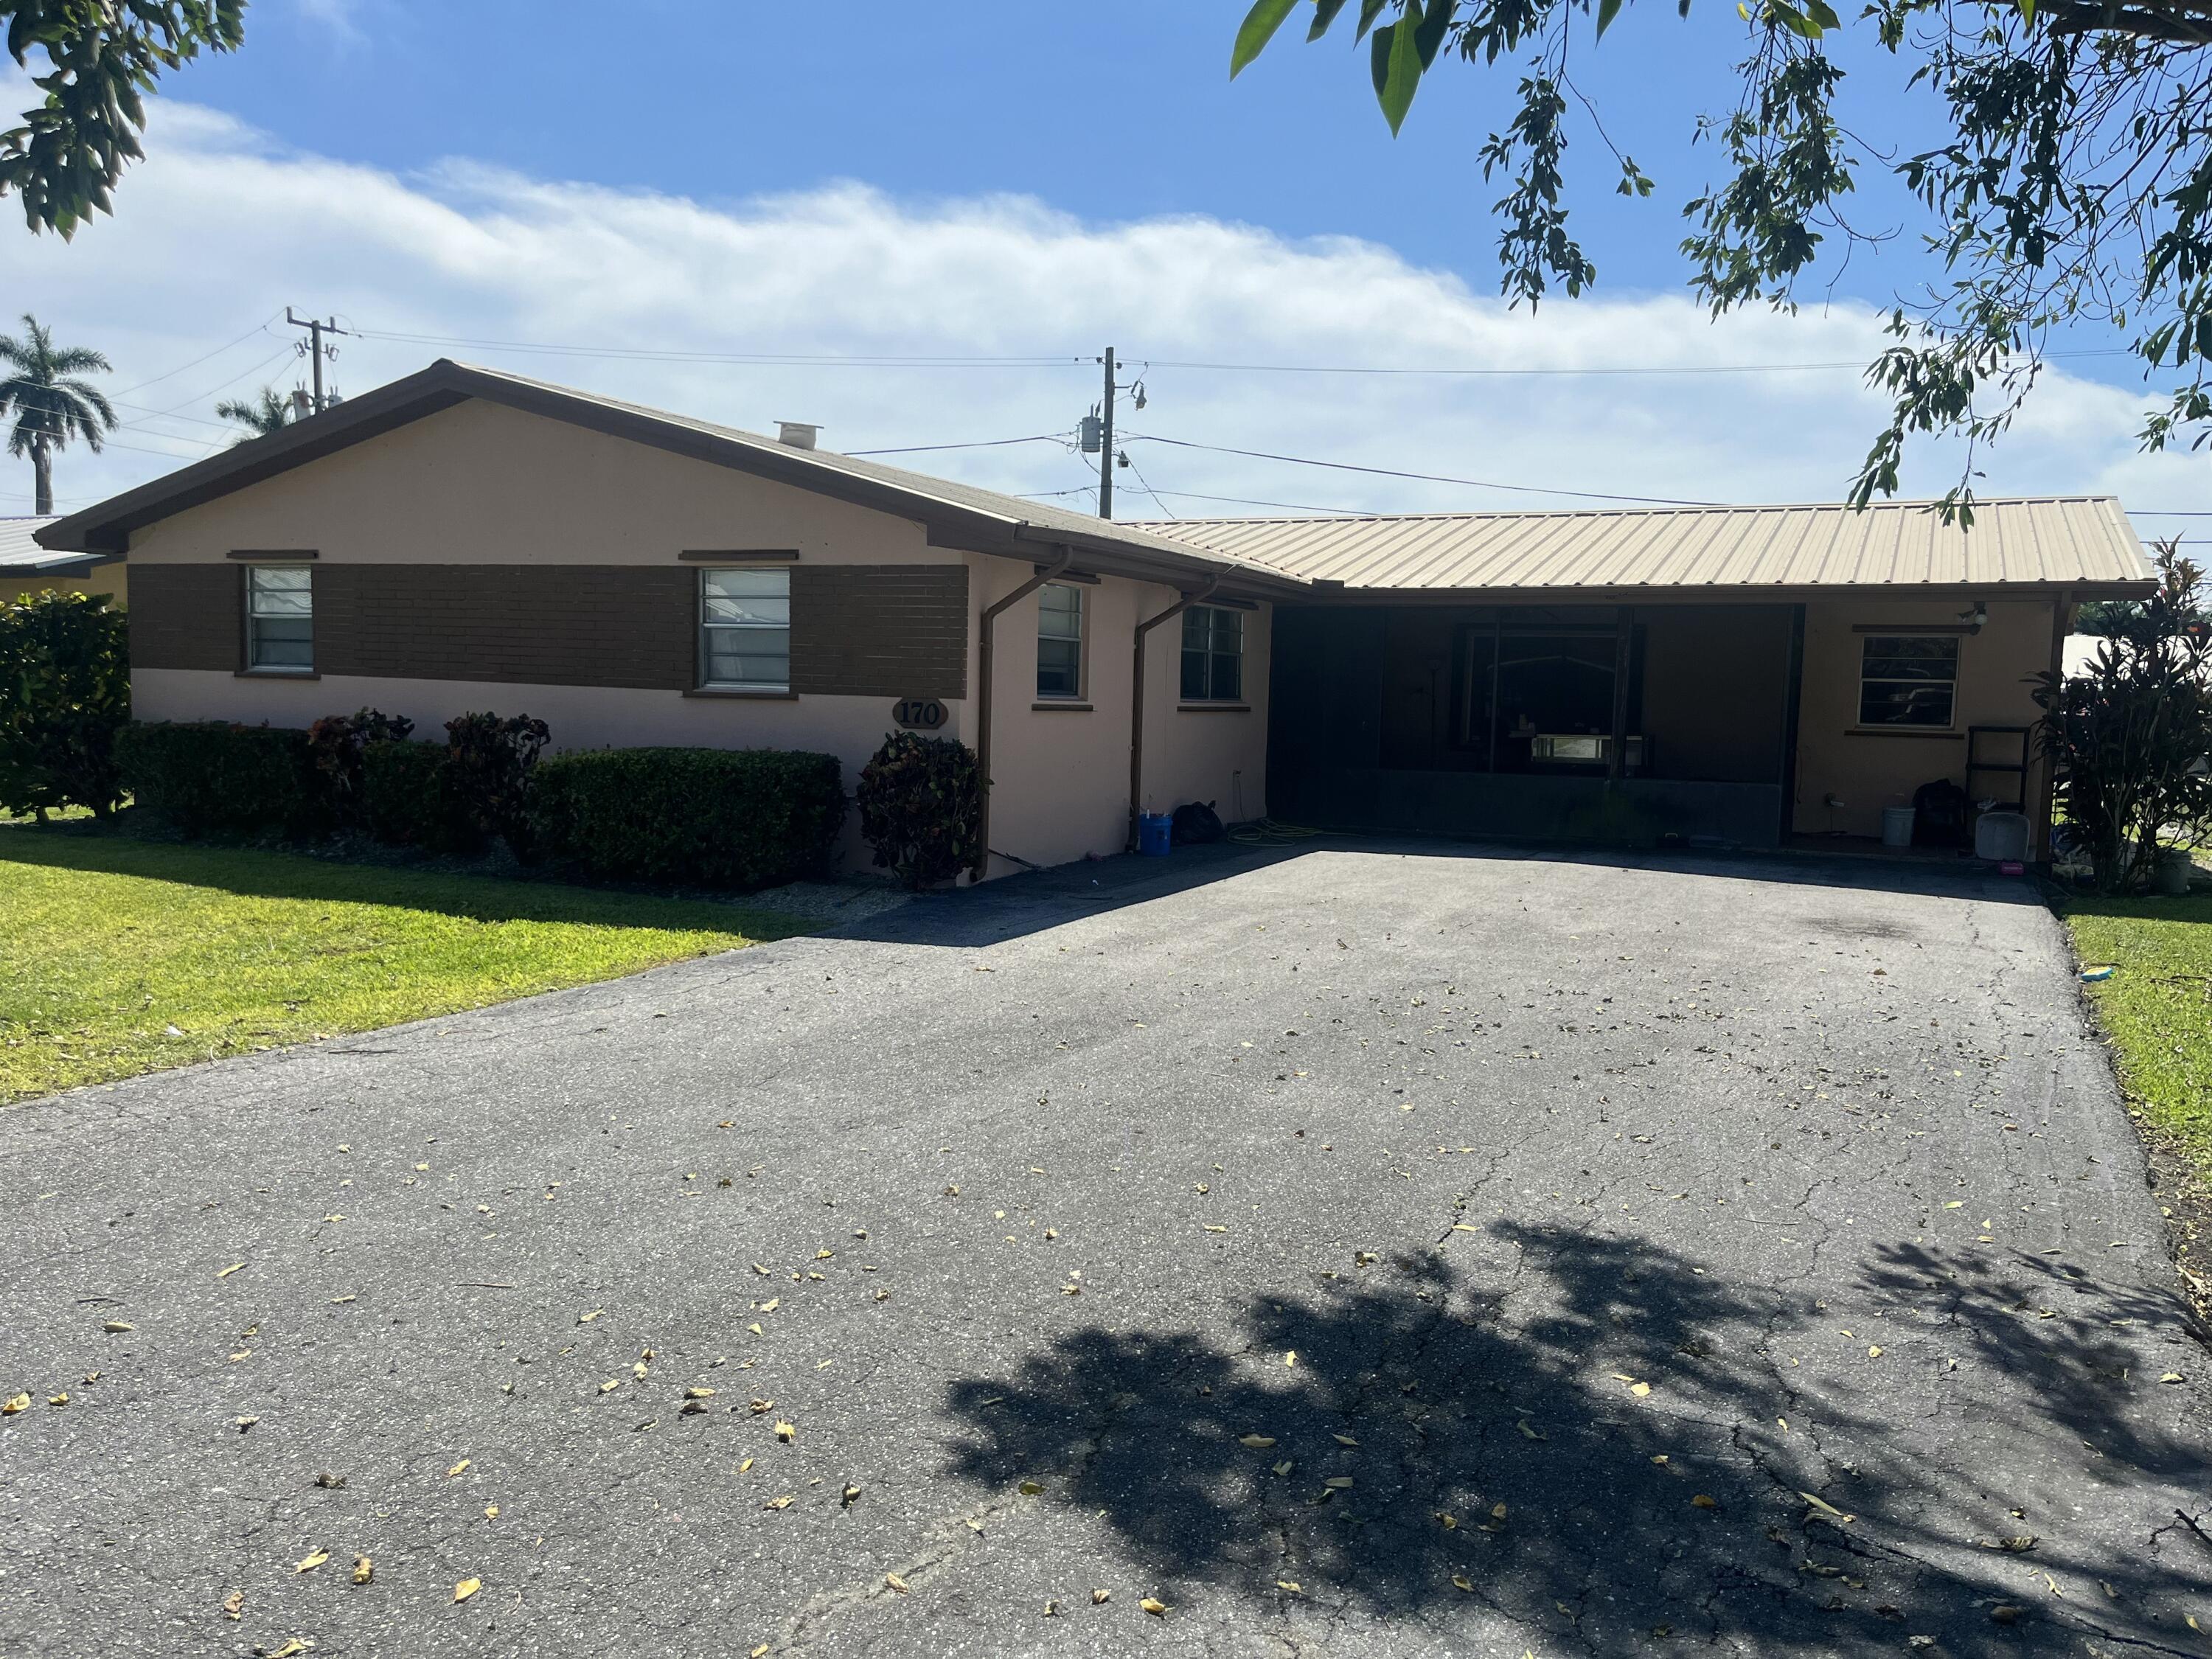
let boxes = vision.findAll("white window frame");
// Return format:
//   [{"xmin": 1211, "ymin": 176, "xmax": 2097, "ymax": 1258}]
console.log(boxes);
[
  {"xmin": 243, "ymin": 563, "xmax": 315, "ymax": 674},
  {"xmin": 1180, "ymin": 604, "xmax": 1245, "ymax": 703},
  {"xmin": 1036, "ymin": 580, "xmax": 1086, "ymax": 700},
  {"xmin": 698, "ymin": 566, "xmax": 792, "ymax": 693}
]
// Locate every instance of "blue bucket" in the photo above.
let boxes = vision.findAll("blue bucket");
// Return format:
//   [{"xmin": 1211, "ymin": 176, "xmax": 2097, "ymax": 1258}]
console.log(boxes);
[{"xmin": 1138, "ymin": 812, "xmax": 1174, "ymax": 858}]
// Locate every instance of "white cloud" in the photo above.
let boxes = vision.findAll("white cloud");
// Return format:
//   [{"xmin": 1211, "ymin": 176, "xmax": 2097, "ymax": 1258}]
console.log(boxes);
[{"xmin": 1, "ymin": 92, "xmax": 2205, "ymax": 540}]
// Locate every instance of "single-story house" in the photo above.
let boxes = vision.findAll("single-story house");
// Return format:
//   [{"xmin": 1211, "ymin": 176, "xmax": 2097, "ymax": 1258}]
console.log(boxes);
[
  {"xmin": 34, "ymin": 359, "xmax": 2156, "ymax": 874},
  {"xmin": 1, "ymin": 515, "xmax": 124, "ymax": 605}
]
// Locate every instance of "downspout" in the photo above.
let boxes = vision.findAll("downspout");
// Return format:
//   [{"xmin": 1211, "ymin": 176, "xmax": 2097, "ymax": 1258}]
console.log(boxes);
[
  {"xmin": 2031, "ymin": 588, "xmax": 2073, "ymax": 862},
  {"xmin": 972, "ymin": 549, "xmax": 1073, "ymax": 883},
  {"xmin": 1128, "ymin": 577, "xmax": 1220, "ymax": 848}
]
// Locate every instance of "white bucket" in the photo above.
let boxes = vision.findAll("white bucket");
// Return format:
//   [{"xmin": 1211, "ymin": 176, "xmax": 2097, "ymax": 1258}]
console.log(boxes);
[
  {"xmin": 1973, "ymin": 810, "xmax": 2031, "ymax": 863},
  {"xmin": 1880, "ymin": 805, "xmax": 1916, "ymax": 849}
]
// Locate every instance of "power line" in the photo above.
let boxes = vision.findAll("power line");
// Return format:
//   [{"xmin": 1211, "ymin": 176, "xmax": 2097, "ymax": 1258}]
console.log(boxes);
[
  {"xmin": 109, "ymin": 316, "xmax": 281, "ymax": 396},
  {"xmin": 1141, "ymin": 487, "xmax": 1375, "ymax": 516},
  {"xmin": 344, "ymin": 323, "xmax": 2143, "ymax": 380},
  {"xmin": 1121, "ymin": 433, "xmax": 1727, "ymax": 508},
  {"xmin": 846, "ymin": 433, "xmax": 1072, "ymax": 457},
  {"xmin": 355, "ymin": 327, "xmax": 1091, "ymax": 369},
  {"xmin": 1138, "ymin": 347, "xmax": 2139, "ymax": 377}
]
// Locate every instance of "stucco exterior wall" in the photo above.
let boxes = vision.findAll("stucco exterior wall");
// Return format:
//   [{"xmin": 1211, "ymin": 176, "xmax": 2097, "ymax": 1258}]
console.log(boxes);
[
  {"xmin": 119, "ymin": 395, "xmax": 1263, "ymax": 882},
  {"xmin": 125, "ymin": 400, "xmax": 945, "ymax": 569},
  {"xmin": 1792, "ymin": 597, "xmax": 2061, "ymax": 844},
  {"xmin": 975, "ymin": 564, "xmax": 1270, "ymax": 878}
]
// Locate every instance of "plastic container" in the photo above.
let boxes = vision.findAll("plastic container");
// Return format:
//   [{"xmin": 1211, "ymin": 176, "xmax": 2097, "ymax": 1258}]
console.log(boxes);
[
  {"xmin": 1880, "ymin": 804, "xmax": 1916, "ymax": 849},
  {"xmin": 2155, "ymin": 848, "xmax": 2195, "ymax": 897},
  {"xmin": 1138, "ymin": 812, "xmax": 1174, "ymax": 858},
  {"xmin": 1973, "ymin": 810, "xmax": 2031, "ymax": 863}
]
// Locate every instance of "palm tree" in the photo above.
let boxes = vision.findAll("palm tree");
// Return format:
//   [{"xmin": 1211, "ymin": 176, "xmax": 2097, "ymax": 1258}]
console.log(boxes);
[
  {"xmin": 216, "ymin": 386, "xmax": 299, "ymax": 445},
  {"xmin": 0, "ymin": 316, "xmax": 116, "ymax": 515}
]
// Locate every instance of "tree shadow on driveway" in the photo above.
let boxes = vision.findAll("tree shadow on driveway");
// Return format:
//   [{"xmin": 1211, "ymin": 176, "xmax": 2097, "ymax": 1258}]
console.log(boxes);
[{"xmin": 942, "ymin": 1225, "xmax": 2212, "ymax": 1655}]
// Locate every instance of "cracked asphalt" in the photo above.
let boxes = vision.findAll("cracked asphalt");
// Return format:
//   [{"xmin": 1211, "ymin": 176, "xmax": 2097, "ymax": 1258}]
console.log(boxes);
[{"xmin": 4, "ymin": 839, "xmax": 2210, "ymax": 1658}]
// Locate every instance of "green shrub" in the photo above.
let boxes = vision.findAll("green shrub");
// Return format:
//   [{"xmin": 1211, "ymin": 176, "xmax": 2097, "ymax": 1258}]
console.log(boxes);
[
  {"xmin": 531, "ymin": 746, "xmax": 844, "ymax": 889},
  {"xmin": 445, "ymin": 712, "xmax": 549, "ymax": 861},
  {"xmin": 114, "ymin": 720, "xmax": 323, "ymax": 838},
  {"xmin": 307, "ymin": 708, "xmax": 416, "ymax": 829},
  {"xmin": 855, "ymin": 731, "xmax": 981, "ymax": 890},
  {"xmin": 0, "ymin": 591, "xmax": 130, "ymax": 819},
  {"xmin": 361, "ymin": 738, "xmax": 461, "ymax": 850}
]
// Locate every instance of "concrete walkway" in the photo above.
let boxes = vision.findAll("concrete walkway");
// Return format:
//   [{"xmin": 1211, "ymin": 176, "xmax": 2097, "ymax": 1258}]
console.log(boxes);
[{"xmin": 3, "ymin": 841, "xmax": 2207, "ymax": 1657}]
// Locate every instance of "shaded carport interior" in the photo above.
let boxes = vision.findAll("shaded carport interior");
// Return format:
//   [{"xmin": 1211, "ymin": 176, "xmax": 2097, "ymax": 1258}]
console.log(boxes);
[{"xmin": 1269, "ymin": 599, "xmax": 1798, "ymax": 848}]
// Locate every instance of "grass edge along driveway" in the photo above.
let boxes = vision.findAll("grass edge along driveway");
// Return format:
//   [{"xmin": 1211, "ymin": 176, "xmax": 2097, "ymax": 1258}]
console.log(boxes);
[
  {"xmin": 2067, "ymin": 893, "xmax": 2212, "ymax": 1180},
  {"xmin": 1, "ymin": 831, "xmax": 807, "ymax": 1106}
]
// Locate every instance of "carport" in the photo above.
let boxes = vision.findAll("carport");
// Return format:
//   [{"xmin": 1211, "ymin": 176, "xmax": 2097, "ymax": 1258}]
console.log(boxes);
[{"xmin": 1150, "ymin": 495, "xmax": 2157, "ymax": 855}]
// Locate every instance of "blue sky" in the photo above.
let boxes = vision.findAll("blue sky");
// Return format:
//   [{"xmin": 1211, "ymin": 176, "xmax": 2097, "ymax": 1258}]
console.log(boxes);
[
  {"xmin": 206, "ymin": 0, "xmax": 1933, "ymax": 307},
  {"xmin": 0, "ymin": 1, "xmax": 2199, "ymax": 529}
]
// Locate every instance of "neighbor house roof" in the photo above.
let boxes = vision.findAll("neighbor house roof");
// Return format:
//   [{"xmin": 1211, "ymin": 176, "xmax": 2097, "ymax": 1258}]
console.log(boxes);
[
  {"xmin": 34, "ymin": 361, "xmax": 1308, "ymax": 599},
  {"xmin": 0, "ymin": 515, "xmax": 102, "ymax": 575},
  {"xmin": 1132, "ymin": 496, "xmax": 2156, "ymax": 599}
]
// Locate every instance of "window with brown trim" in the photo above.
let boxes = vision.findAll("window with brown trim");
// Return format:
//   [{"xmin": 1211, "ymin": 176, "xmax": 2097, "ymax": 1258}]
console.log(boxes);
[
  {"xmin": 243, "ymin": 564, "xmax": 314, "ymax": 672},
  {"xmin": 1858, "ymin": 633, "xmax": 1958, "ymax": 728},
  {"xmin": 699, "ymin": 567, "xmax": 791, "ymax": 691},
  {"xmin": 1036, "ymin": 582, "xmax": 1085, "ymax": 700}
]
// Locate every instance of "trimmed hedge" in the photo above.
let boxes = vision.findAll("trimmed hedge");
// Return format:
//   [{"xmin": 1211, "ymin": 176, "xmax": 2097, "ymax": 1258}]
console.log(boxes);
[
  {"xmin": 114, "ymin": 721, "xmax": 325, "ymax": 839},
  {"xmin": 361, "ymin": 739, "xmax": 464, "ymax": 851},
  {"xmin": 529, "ymin": 746, "xmax": 844, "ymax": 889}
]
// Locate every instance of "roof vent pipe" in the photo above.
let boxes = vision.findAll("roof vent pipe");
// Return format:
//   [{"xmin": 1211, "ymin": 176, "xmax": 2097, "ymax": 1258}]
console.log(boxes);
[{"xmin": 776, "ymin": 421, "xmax": 820, "ymax": 451}]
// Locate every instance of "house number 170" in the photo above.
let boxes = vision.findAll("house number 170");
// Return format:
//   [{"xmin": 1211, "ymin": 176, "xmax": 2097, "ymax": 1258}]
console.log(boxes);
[{"xmin": 893, "ymin": 698, "xmax": 947, "ymax": 731}]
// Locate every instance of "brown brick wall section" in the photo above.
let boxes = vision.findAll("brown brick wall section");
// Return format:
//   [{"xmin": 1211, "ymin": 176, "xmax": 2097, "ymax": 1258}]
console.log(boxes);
[
  {"xmin": 130, "ymin": 564, "xmax": 239, "ymax": 672},
  {"xmin": 791, "ymin": 564, "xmax": 967, "ymax": 699},
  {"xmin": 316, "ymin": 566, "xmax": 695, "ymax": 690},
  {"xmin": 129, "ymin": 562, "xmax": 971, "ymax": 698}
]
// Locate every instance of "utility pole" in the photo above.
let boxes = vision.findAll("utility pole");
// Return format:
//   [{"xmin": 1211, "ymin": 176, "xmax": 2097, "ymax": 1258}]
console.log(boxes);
[
  {"xmin": 1097, "ymin": 345, "xmax": 1116, "ymax": 520},
  {"xmin": 285, "ymin": 307, "xmax": 352, "ymax": 414}
]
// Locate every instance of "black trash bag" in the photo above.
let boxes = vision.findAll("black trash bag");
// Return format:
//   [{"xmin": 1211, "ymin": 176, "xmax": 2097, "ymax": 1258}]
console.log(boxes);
[
  {"xmin": 1912, "ymin": 776, "xmax": 1971, "ymax": 848},
  {"xmin": 1171, "ymin": 800, "xmax": 1225, "ymax": 846}
]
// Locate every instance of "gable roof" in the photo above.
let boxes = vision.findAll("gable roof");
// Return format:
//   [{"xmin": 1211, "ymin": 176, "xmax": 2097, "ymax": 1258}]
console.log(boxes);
[
  {"xmin": 34, "ymin": 360, "xmax": 1307, "ymax": 598},
  {"xmin": 1130, "ymin": 497, "xmax": 2155, "ymax": 599}
]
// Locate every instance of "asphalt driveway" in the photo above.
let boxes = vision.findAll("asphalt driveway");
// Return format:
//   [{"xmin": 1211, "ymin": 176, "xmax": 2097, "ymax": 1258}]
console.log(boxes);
[{"xmin": 4, "ymin": 841, "xmax": 2208, "ymax": 1658}]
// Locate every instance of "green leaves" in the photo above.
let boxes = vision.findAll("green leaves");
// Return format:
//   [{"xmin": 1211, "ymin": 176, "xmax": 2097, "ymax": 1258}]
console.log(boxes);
[
  {"xmin": 1370, "ymin": 3, "xmax": 1426, "ymax": 134},
  {"xmin": 1231, "ymin": 0, "xmax": 1302, "ymax": 76},
  {"xmin": 0, "ymin": 1, "xmax": 247, "ymax": 235}
]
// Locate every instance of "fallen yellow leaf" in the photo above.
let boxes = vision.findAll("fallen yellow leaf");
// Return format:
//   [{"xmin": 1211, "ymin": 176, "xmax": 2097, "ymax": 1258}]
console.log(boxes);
[
  {"xmin": 1691, "ymin": 1494, "xmax": 1718, "ymax": 1509},
  {"xmin": 296, "ymin": 1549, "xmax": 330, "ymax": 1573},
  {"xmin": 1, "ymin": 1394, "xmax": 27, "ymax": 1415},
  {"xmin": 1238, "ymin": 1434, "xmax": 1276, "ymax": 1449},
  {"xmin": 886, "ymin": 1573, "xmax": 910, "ymax": 1594},
  {"xmin": 447, "ymin": 1459, "xmax": 470, "ymax": 1478},
  {"xmin": 352, "ymin": 1556, "xmax": 372, "ymax": 1585},
  {"xmin": 1141, "ymin": 1596, "xmax": 1169, "ymax": 1615},
  {"xmin": 454, "ymin": 1577, "xmax": 481, "ymax": 1603}
]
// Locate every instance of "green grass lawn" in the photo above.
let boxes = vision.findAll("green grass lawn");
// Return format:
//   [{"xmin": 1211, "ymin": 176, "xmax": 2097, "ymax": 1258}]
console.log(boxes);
[
  {"xmin": 0, "ymin": 831, "xmax": 806, "ymax": 1105},
  {"xmin": 2067, "ymin": 894, "xmax": 2212, "ymax": 1177}
]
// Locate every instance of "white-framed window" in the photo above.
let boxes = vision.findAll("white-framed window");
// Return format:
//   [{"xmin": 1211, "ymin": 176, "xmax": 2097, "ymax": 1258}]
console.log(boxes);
[
  {"xmin": 1180, "ymin": 605, "xmax": 1244, "ymax": 702},
  {"xmin": 700, "ymin": 567, "xmax": 791, "ymax": 691},
  {"xmin": 243, "ymin": 564, "xmax": 313, "ymax": 672},
  {"xmin": 1858, "ymin": 633, "xmax": 1958, "ymax": 728},
  {"xmin": 1036, "ymin": 581, "xmax": 1085, "ymax": 699}
]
